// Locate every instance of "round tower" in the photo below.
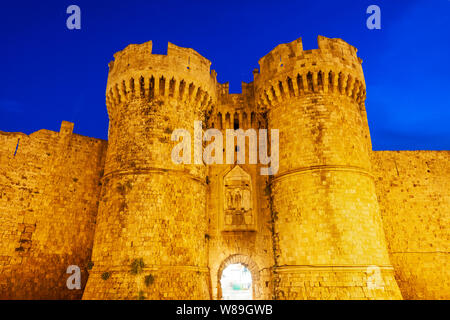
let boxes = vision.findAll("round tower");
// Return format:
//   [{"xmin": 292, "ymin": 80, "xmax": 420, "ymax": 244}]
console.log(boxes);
[
  {"xmin": 254, "ymin": 36, "xmax": 402, "ymax": 300},
  {"xmin": 83, "ymin": 42, "xmax": 216, "ymax": 299}
]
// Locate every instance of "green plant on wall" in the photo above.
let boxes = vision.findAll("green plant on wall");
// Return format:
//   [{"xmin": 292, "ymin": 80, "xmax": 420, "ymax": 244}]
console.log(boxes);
[
  {"xmin": 130, "ymin": 258, "xmax": 145, "ymax": 275},
  {"xmin": 144, "ymin": 274, "xmax": 154, "ymax": 287},
  {"xmin": 137, "ymin": 290, "xmax": 145, "ymax": 300},
  {"xmin": 164, "ymin": 127, "xmax": 172, "ymax": 134},
  {"xmin": 101, "ymin": 272, "xmax": 110, "ymax": 280}
]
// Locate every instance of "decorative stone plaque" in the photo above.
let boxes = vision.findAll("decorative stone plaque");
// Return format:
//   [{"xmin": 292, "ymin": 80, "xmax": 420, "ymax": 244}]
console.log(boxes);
[{"xmin": 222, "ymin": 166, "xmax": 255, "ymax": 231}]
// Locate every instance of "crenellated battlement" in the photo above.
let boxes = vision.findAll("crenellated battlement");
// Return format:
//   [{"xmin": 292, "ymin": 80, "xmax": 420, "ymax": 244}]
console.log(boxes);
[
  {"xmin": 106, "ymin": 41, "xmax": 218, "ymax": 116},
  {"xmin": 254, "ymin": 36, "xmax": 366, "ymax": 110},
  {"xmin": 209, "ymin": 81, "xmax": 264, "ymax": 130},
  {"xmin": 257, "ymin": 36, "xmax": 361, "ymax": 77}
]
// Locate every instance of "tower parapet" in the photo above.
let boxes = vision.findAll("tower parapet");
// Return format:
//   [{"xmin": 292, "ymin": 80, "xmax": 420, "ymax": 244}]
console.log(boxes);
[
  {"xmin": 255, "ymin": 36, "xmax": 366, "ymax": 112},
  {"xmin": 106, "ymin": 41, "xmax": 217, "ymax": 127}
]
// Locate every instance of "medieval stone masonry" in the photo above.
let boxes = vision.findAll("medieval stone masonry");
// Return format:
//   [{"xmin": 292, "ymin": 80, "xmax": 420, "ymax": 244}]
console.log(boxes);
[{"xmin": 0, "ymin": 36, "xmax": 448, "ymax": 300}]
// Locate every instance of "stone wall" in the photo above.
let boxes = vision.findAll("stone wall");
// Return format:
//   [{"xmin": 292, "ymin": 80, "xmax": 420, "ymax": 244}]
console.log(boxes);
[
  {"xmin": 372, "ymin": 151, "xmax": 450, "ymax": 299},
  {"xmin": 0, "ymin": 121, "xmax": 107, "ymax": 299}
]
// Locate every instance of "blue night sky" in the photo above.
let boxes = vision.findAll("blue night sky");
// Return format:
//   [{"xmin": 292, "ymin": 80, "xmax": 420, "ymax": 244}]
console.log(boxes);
[{"xmin": 0, "ymin": 0, "xmax": 449, "ymax": 150}]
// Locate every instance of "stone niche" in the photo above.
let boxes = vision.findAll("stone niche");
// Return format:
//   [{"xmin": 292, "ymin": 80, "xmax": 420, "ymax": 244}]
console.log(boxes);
[{"xmin": 222, "ymin": 166, "xmax": 256, "ymax": 231}]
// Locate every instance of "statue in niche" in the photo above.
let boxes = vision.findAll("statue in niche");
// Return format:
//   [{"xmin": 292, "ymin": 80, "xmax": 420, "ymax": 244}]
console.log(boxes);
[{"xmin": 223, "ymin": 166, "xmax": 254, "ymax": 230}]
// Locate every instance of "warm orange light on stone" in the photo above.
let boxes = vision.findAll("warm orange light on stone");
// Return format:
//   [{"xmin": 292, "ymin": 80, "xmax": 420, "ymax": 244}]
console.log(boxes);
[{"xmin": 0, "ymin": 36, "xmax": 448, "ymax": 300}]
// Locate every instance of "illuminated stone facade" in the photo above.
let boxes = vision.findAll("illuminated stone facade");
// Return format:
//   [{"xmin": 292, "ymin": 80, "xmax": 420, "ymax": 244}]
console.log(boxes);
[{"xmin": 0, "ymin": 36, "xmax": 448, "ymax": 300}]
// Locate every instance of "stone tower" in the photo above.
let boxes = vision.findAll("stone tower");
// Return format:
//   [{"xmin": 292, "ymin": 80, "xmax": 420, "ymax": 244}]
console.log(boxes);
[
  {"xmin": 254, "ymin": 36, "xmax": 402, "ymax": 299},
  {"xmin": 82, "ymin": 42, "xmax": 217, "ymax": 299}
]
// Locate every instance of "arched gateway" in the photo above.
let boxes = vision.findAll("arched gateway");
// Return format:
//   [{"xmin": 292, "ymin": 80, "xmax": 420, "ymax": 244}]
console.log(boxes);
[{"xmin": 217, "ymin": 254, "xmax": 262, "ymax": 300}]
